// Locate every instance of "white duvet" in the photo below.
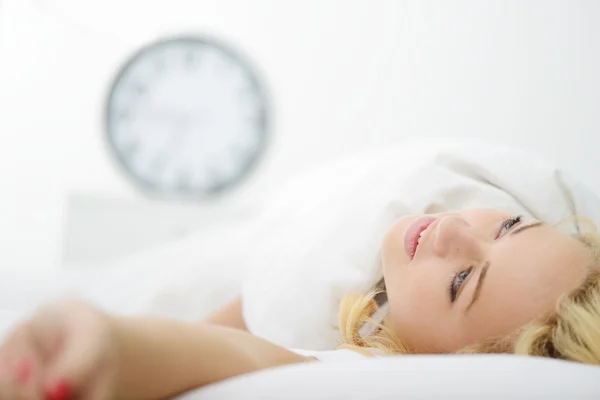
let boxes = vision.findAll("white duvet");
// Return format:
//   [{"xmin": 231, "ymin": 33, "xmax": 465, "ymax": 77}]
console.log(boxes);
[{"xmin": 242, "ymin": 139, "xmax": 600, "ymax": 350}]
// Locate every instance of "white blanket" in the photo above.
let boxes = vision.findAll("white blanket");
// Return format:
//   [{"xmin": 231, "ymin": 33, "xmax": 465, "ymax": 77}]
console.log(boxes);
[
  {"xmin": 0, "ymin": 218, "xmax": 262, "ymax": 339},
  {"xmin": 241, "ymin": 139, "xmax": 600, "ymax": 350}
]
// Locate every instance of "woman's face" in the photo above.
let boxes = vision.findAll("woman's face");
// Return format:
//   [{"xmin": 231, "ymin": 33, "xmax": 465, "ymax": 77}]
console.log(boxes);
[{"xmin": 382, "ymin": 209, "xmax": 591, "ymax": 353}]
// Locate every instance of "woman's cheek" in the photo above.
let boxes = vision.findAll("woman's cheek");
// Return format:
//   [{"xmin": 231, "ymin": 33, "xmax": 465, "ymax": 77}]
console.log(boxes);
[{"xmin": 395, "ymin": 270, "xmax": 442, "ymax": 316}]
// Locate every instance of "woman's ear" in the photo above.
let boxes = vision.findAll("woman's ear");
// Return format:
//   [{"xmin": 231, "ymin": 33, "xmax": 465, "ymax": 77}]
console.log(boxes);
[{"xmin": 374, "ymin": 278, "xmax": 387, "ymax": 305}]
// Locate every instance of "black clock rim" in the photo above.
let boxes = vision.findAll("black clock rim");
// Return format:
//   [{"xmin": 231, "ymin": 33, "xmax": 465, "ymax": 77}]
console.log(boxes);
[{"xmin": 104, "ymin": 34, "xmax": 271, "ymax": 201}]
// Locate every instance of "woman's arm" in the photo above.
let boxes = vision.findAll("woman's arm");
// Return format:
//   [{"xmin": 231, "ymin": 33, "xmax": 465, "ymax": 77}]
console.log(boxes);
[
  {"xmin": 0, "ymin": 300, "xmax": 308, "ymax": 399},
  {"xmin": 112, "ymin": 314, "xmax": 311, "ymax": 399},
  {"xmin": 203, "ymin": 296, "xmax": 248, "ymax": 331}
]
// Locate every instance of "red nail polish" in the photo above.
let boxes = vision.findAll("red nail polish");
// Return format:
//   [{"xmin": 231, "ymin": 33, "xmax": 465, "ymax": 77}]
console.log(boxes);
[
  {"xmin": 45, "ymin": 379, "xmax": 72, "ymax": 400},
  {"xmin": 14, "ymin": 359, "xmax": 33, "ymax": 383}
]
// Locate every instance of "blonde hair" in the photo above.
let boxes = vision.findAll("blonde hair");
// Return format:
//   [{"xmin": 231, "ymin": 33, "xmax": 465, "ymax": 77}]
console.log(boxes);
[{"xmin": 338, "ymin": 227, "xmax": 600, "ymax": 365}]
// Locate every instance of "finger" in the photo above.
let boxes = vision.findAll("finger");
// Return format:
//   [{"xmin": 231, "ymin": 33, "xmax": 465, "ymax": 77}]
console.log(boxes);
[
  {"xmin": 0, "ymin": 369, "xmax": 20, "ymax": 400},
  {"xmin": 44, "ymin": 378, "xmax": 72, "ymax": 400},
  {"xmin": 35, "ymin": 303, "xmax": 109, "ymax": 397},
  {"xmin": 0, "ymin": 323, "xmax": 44, "ymax": 400},
  {"xmin": 81, "ymin": 370, "xmax": 115, "ymax": 400},
  {"xmin": 42, "ymin": 329, "xmax": 100, "ymax": 398}
]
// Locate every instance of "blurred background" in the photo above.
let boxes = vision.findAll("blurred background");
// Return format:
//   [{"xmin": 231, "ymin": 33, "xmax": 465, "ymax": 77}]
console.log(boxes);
[{"xmin": 0, "ymin": 0, "xmax": 599, "ymax": 271}]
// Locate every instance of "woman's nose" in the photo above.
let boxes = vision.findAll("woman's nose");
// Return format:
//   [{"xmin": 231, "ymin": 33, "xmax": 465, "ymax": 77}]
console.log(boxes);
[{"xmin": 433, "ymin": 216, "xmax": 483, "ymax": 260}]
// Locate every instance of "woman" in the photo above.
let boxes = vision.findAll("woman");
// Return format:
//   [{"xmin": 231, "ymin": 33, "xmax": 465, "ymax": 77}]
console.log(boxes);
[{"xmin": 0, "ymin": 209, "xmax": 599, "ymax": 399}]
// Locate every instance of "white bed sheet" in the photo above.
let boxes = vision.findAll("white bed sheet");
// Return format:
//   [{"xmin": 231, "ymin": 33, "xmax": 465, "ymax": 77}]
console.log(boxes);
[{"xmin": 180, "ymin": 354, "xmax": 600, "ymax": 399}]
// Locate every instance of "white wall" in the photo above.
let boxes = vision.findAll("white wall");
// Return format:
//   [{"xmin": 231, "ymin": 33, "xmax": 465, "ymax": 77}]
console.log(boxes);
[{"xmin": 1, "ymin": 0, "xmax": 599, "ymax": 270}]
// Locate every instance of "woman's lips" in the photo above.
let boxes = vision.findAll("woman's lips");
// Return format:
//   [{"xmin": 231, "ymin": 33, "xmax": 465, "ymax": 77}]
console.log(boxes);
[{"xmin": 404, "ymin": 217, "xmax": 437, "ymax": 260}]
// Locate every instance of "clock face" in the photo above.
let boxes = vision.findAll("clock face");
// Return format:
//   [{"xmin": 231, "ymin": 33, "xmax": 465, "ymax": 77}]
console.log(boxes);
[{"xmin": 105, "ymin": 36, "xmax": 270, "ymax": 198}]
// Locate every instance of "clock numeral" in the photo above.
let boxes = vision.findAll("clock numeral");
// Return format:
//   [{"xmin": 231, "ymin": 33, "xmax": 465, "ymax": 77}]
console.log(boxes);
[
  {"xmin": 149, "ymin": 156, "xmax": 166, "ymax": 174},
  {"xmin": 229, "ymin": 145, "xmax": 250, "ymax": 165},
  {"xmin": 184, "ymin": 51, "xmax": 199, "ymax": 70},
  {"xmin": 154, "ymin": 56, "xmax": 165, "ymax": 71},
  {"xmin": 217, "ymin": 59, "xmax": 235, "ymax": 77},
  {"xmin": 132, "ymin": 83, "xmax": 146, "ymax": 95},
  {"xmin": 204, "ymin": 167, "xmax": 228, "ymax": 194},
  {"xmin": 117, "ymin": 109, "xmax": 130, "ymax": 121},
  {"xmin": 238, "ymin": 86, "xmax": 262, "ymax": 108},
  {"xmin": 122, "ymin": 141, "xmax": 139, "ymax": 160},
  {"xmin": 176, "ymin": 172, "xmax": 191, "ymax": 191},
  {"xmin": 205, "ymin": 181, "xmax": 227, "ymax": 194},
  {"xmin": 252, "ymin": 112, "xmax": 267, "ymax": 131}
]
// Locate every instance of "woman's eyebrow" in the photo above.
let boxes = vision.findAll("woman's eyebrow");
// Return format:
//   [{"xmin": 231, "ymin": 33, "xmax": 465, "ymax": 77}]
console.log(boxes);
[
  {"xmin": 466, "ymin": 261, "xmax": 490, "ymax": 312},
  {"xmin": 466, "ymin": 223, "xmax": 544, "ymax": 312},
  {"xmin": 510, "ymin": 221, "xmax": 544, "ymax": 236}
]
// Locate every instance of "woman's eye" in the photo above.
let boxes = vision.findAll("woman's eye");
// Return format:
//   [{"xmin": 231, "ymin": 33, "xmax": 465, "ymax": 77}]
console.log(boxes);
[
  {"xmin": 496, "ymin": 215, "xmax": 523, "ymax": 238},
  {"xmin": 450, "ymin": 267, "xmax": 473, "ymax": 303}
]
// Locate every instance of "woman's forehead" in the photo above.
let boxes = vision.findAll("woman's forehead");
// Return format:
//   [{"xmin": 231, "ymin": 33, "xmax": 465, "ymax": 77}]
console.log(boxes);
[{"xmin": 492, "ymin": 223, "xmax": 590, "ymax": 282}]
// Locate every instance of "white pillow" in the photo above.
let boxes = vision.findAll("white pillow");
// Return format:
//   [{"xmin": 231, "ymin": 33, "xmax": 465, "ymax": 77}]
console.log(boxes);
[
  {"xmin": 181, "ymin": 355, "xmax": 600, "ymax": 399},
  {"xmin": 242, "ymin": 139, "xmax": 600, "ymax": 350}
]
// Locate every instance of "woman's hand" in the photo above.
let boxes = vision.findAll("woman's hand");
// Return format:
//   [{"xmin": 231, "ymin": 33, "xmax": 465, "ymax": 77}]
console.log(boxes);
[
  {"xmin": 0, "ymin": 297, "xmax": 311, "ymax": 400},
  {"xmin": 0, "ymin": 299, "xmax": 117, "ymax": 400}
]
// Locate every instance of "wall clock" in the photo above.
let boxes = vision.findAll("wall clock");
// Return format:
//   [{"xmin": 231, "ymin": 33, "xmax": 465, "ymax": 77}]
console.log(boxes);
[{"xmin": 105, "ymin": 35, "xmax": 270, "ymax": 198}]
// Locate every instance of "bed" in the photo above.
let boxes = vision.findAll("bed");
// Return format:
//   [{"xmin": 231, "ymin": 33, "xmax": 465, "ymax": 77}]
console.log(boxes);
[{"xmin": 1, "ymin": 140, "xmax": 599, "ymax": 398}]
